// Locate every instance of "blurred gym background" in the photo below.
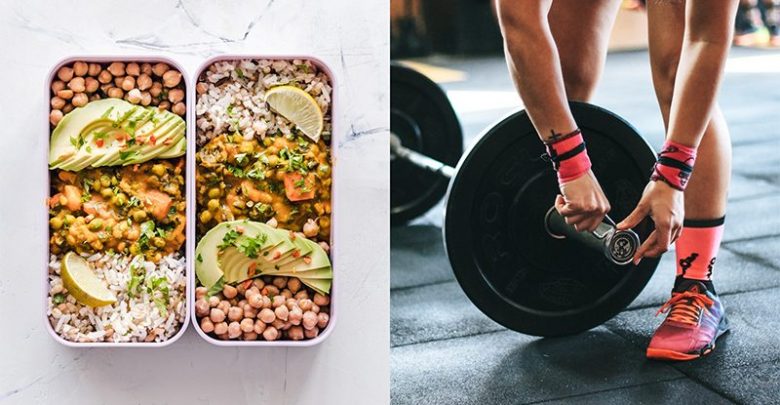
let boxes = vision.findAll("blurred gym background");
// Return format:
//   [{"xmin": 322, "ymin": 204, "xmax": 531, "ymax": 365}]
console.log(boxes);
[{"xmin": 391, "ymin": 1, "xmax": 780, "ymax": 404}]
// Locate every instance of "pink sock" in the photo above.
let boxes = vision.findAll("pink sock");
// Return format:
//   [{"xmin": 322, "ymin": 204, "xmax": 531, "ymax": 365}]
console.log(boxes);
[{"xmin": 675, "ymin": 217, "xmax": 726, "ymax": 281}]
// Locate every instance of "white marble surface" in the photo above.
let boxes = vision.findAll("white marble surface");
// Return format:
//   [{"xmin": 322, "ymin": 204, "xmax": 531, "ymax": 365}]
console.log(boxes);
[{"xmin": 0, "ymin": 1, "xmax": 390, "ymax": 404}]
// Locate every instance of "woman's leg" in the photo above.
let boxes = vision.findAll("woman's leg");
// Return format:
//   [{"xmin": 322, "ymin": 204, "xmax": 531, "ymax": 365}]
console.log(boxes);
[{"xmin": 548, "ymin": 0, "xmax": 622, "ymax": 101}]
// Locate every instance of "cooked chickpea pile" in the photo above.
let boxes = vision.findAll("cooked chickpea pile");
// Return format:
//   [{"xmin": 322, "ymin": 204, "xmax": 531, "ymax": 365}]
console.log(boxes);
[
  {"xmin": 50, "ymin": 61, "xmax": 186, "ymax": 126},
  {"xmin": 195, "ymin": 276, "xmax": 331, "ymax": 341}
]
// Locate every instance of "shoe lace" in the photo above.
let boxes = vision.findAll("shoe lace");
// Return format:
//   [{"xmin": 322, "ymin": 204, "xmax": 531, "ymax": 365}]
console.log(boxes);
[{"xmin": 655, "ymin": 291, "xmax": 714, "ymax": 326}]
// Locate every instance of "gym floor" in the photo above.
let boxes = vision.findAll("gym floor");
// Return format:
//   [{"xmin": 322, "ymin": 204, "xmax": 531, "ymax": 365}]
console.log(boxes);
[{"xmin": 391, "ymin": 47, "xmax": 780, "ymax": 405}]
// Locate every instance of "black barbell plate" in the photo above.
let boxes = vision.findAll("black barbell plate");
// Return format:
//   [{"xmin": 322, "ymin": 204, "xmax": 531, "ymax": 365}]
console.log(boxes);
[
  {"xmin": 391, "ymin": 63, "xmax": 463, "ymax": 225},
  {"xmin": 444, "ymin": 102, "xmax": 660, "ymax": 337}
]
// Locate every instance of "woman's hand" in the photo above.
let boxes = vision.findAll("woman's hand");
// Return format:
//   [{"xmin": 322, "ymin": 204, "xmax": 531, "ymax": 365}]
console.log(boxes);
[
  {"xmin": 555, "ymin": 169, "xmax": 611, "ymax": 232},
  {"xmin": 617, "ymin": 180, "xmax": 685, "ymax": 264}
]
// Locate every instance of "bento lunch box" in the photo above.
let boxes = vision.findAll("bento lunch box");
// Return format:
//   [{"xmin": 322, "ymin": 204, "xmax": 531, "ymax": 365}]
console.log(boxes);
[
  {"xmin": 44, "ymin": 56, "xmax": 192, "ymax": 348},
  {"xmin": 44, "ymin": 55, "xmax": 338, "ymax": 347},
  {"xmin": 188, "ymin": 55, "xmax": 338, "ymax": 347}
]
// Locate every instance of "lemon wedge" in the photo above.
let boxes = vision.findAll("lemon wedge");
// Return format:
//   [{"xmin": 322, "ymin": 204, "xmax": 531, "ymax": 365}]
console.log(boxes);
[
  {"xmin": 61, "ymin": 252, "xmax": 116, "ymax": 307},
  {"xmin": 265, "ymin": 86, "xmax": 324, "ymax": 142}
]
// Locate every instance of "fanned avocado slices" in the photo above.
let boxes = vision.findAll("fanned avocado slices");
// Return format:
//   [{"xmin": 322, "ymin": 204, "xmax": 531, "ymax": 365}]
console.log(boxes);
[
  {"xmin": 195, "ymin": 220, "xmax": 333, "ymax": 294},
  {"xmin": 49, "ymin": 99, "xmax": 186, "ymax": 170}
]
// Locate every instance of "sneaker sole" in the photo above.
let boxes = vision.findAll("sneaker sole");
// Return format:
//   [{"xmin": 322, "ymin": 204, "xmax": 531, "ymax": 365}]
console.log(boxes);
[{"xmin": 646, "ymin": 316, "xmax": 730, "ymax": 362}]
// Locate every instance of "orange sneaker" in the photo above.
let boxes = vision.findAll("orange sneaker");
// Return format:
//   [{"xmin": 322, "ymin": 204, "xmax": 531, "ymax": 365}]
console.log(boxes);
[{"xmin": 646, "ymin": 280, "xmax": 729, "ymax": 361}]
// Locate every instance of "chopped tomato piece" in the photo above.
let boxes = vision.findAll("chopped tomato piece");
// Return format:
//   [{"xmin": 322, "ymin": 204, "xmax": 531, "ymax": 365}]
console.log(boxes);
[
  {"xmin": 49, "ymin": 193, "xmax": 63, "ymax": 208},
  {"xmin": 283, "ymin": 172, "xmax": 316, "ymax": 202},
  {"xmin": 95, "ymin": 138, "xmax": 104, "ymax": 147},
  {"xmin": 57, "ymin": 171, "xmax": 77, "ymax": 183},
  {"xmin": 143, "ymin": 190, "xmax": 173, "ymax": 221}
]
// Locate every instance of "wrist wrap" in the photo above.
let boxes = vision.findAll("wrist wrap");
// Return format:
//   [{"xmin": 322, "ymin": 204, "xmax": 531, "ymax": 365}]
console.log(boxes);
[
  {"xmin": 544, "ymin": 129, "xmax": 591, "ymax": 183},
  {"xmin": 650, "ymin": 140, "xmax": 697, "ymax": 191}
]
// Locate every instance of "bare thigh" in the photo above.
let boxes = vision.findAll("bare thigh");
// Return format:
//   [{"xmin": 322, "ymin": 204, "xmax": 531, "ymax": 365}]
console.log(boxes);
[{"xmin": 549, "ymin": 0, "xmax": 621, "ymax": 101}]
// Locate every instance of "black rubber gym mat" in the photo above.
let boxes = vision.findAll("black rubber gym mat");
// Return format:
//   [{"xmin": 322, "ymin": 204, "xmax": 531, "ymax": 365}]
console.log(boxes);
[{"xmin": 391, "ymin": 225, "xmax": 455, "ymax": 290}]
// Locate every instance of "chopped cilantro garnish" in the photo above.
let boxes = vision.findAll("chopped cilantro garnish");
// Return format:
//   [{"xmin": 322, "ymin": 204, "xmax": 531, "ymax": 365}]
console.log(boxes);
[
  {"xmin": 236, "ymin": 233, "xmax": 268, "ymax": 259},
  {"xmin": 218, "ymin": 229, "xmax": 241, "ymax": 250},
  {"xmin": 226, "ymin": 104, "xmax": 235, "ymax": 116},
  {"xmin": 70, "ymin": 135, "xmax": 85, "ymax": 150},
  {"xmin": 197, "ymin": 253, "xmax": 203, "ymax": 263},
  {"xmin": 206, "ymin": 277, "xmax": 225, "ymax": 298},
  {"xmin": 119, "ymin": 150, "xmax": 137, "ymax": 161},
  {"xmin": 52, "ymin": 293, "xmax": 65, "ymax": 305},
  {"xmin": 234, "ymin": 153, "xmax": 248, "ymax": 165},
  {"xmin": 247, "ymin": 167, "xmax": 265, "ymax": 180},
  {"xmin": 235, "ymin": 67, "xmax": 244, "ymax": 78}
]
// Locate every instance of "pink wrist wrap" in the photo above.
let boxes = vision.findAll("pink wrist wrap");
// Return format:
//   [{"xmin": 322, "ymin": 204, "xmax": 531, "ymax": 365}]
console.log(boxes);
[
  {"xmin": 650, "ymin": 140, "xmax": 697, "ymax": 191},
  {"xmin": 544, "ymin": 129, "xmax": 592, "ymax": 184}
]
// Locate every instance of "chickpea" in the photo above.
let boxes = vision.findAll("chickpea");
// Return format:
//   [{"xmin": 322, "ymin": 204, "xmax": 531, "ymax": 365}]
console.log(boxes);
[
  {"xmin": 126, "ymin": 62, "xmax": 140, "ymax": 76},
  {"xmin": 222, "ymin": 284, "xmax": 238, "ymax": 299},
  {"xmin": 51, "ymin": 97, "xmax": 66, "ymax": 110},
  {"xmin": 281, "ymin": 290, "xmax": 293, "ymax": 299},
  {"xmin": 263, "ymin": 326, "xmax": 279, "ymax": 341},
  {"xmin": 85, "ymin": 77, "xmax": 99, "ymax": 93},
  {"xmin": 196, "ymin": 82, "xmax": 208, "ymax": 94},
  {"xmin": 141, "ymin": 91, "xmax": 152, "ymax": 106},
  {"xmin": 125, "ymin": 88, "xmax": 141, "ymax": 104},
  {"xmin": 107, "ymin": 62, "xmax": 125, "ymax": 76},
  {"xmin": 313, "ymin": 293, "xmax": 330, "ymax": 306},
  {"xmin": 72, "ymin": 93, "xmax": 88, "ymax": 107},
  {"xmin": 208, "ymin": 296, "xmax": 220, "ymax": 307},
  {"xmin": 319, "ymin": 241, "xmax": 330, "ymax": 253},
  {"xmin": 73, "ymin": 61, "xmax": 88, "ymax": 77},
  {"xmin": 302, "ymin": 311, "xmax": 318, "ymax": 330},
  {"xmin": 200, "ymin": 317, "xmax": 215, "ymax": 333},
  {"xmin": 137, "ymin": 74, "xmax": 152, "ymax": 91},
  {"xmin": 50, "ymin": 109, "xmax": 64, "ymax": 126},
  {"xmin": 259, "ymin": 308, "xmax": 276, "ymax": 323},
  {"xmin": 243, "ymin": 331, "xmax": 258, "ymax": 341},
  {"xmin": 140, "ymin": 63, "xmax": 152, "ymax": 75},
  {"xmin": 287, "ymin": 278, "xmax": 302, "ymax": 293},
  {"xmin": 289, "ymin": 306, "xmax": 303, "ymax": 325},
  {"xmin": 262, "ymin": 286, "xmax": 280, "ymax": 297},
  {"xmin": 195, "ymin": 286, "xmax": 208, "ymax": 300},
  {"xmin": 168, "ymin": 88, "xmax": 184, "ymax": 103},
  {"xmin": 217, "ymin": 333, "xmax": 229, "ymax": 340},
  {"xmin": 194, "ymin": 299, "xmax": 210, "ymax": 317},
  {"xmin": 98, "ymin": 70, "xmax": 113, "ymax": 84},
  {"xmin": 57, "ymin": 66, "xmax": 74, "ymax": 82},
  {"xmin": 200, "ymin": 210, "xmax": 212, "ymax": 223},
  {"xmin": 298, "ymin": 299, "xmax": 313, "ymax": 311},
  {"xmin": 57, "ymin": 89, "xmax": 74, "ymax": 100},
  {"xmin": 88, "ymin": 63, "xmax": 101, "ymax": 77},
  {"xmin": 266, "ymin": 217, "xmax": 278, "ymax": 228},
  {"xmin": 121, "ymin": 76, "xmax": 136, "ymax": 91},
  {"xmin": 304, "ymin": 326, "xmax": 320, "ymax": 339},
  {"xmin": 239, "ymin": 318, "xmax": 254, "ymax": 333},
  {"xmin": 62, "ymin": 103, "xmax": 74, "ymax": 113},
  {"xmin": 247, "ymin": 286, "xmax": 260, "ymax": 296},
  {"xmin": 113, "ymin": 76, "xmax": 123, "ymax": 87},
  {"xmin": 90, "ymin": 94, "xmax": 101, "ymax": 101},
  {"xmin": 312, "ymin": 304, "xmax": 320, "ymax": 314},
  {"xmin": 227, "ymin": 306, "xmax": 243, "ymax": 322},
  {"xmin": 162, "ymin": 69, "xmax": 182, "ymax": 87},
  {"xmin": 317, "ymin": 312, "xmax": 330, "ymax": 329},
  {"xmin": 152, "ymin": 62, "xmax": 170, "ymax": 77},
  {"xmin": 285, "ymin": 298, "xmax": 297, "ymax": 310},
  {"xmin": 213, "ymin": 321, "xmax": 228, "ymax": 335},
  {"xmin": 275, "ymin": 305, "xmax": 289, "ymax": 321},
  {"xmin": 158, "ymin": 101, "xmax": 171, "ymax": 111},
  {"xmin": 254, "ymin": 319, "xmax": 267, "ymax": 334},
  {"xmin": 272, "ymin": 319, "xmax": 286, "ymax": 330},
  {"xmin": 217, "ymin": 300, "xmax": 231, "ymax": 313},
  {"xmin": 209, "ymin": 308, "xmax": 226, "ymax": 323},
  {"xmin": 272, "ymin": 277, "xmax": 287, "ymax": 290},
  {"xmin": 253, "ymin": 279, "xmax": 266, "ymax": 290},
  {"xmin": 303, "ymin": 219, "xmax": 320, "ymax": 238},
  {"xmin": 272, "ymin": 295, "xmax": 286, "ymax": 308},
  {"xmin": 247, "ymin": 293, "xmax": 263, "ymax": 309},
  {"xmin": 51, "ymin": 80, "xmax": 65, "ymax": 93},
  {"xmin": 107, "ymin": 87, "xmax": 124, "ymax": 99},
  {"xmin": 68, "ymin": 77, "xmax": 86, "ymax": 92},
  {"xmin": 150, "ymin": 82, "xmax": 163, "ymax": 97},
  {"xmin": 172, "ymin": 102, "xmax": 186, "ymax": 116},
  {"xmin": 262, "ymin": 295, "xmax": 273, "ymax": 309},
  {"xmin": 228, "ymin": 322, "xmax": 241, "ymax": 339},
  {"xmin": 287, "ymin": 326, "xmax": 304, "ymax": 341}
]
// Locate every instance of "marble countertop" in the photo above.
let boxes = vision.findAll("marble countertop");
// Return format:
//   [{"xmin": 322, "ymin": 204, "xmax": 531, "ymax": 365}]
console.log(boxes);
[{"xmin": 0, "ymin": 1, "xmax": 389, "ymax": 403}]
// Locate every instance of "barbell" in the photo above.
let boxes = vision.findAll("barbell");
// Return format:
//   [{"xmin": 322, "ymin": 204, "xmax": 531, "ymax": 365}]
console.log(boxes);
[{"xmin": 391, "ymin": 62, "xmax": 661, "ymax": 336}]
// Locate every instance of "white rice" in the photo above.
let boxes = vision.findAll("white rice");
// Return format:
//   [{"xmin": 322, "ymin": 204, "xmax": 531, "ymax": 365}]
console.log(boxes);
[
  {"xmin": 195, "ymin": 59, "xmax": 332, "ymax": 145},
  {"xmin": 47, "ymin": 253, "xmax": 187, "ymax": 343}
]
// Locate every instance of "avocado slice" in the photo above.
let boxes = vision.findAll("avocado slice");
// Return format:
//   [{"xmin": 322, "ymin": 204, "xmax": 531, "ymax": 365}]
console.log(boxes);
[
  {"xmin": 219, "ymin": 223, "xmax": 278, "ymax": 283},
  {"xmin": 157, "ymin": 136, "xmax": 186, "ymax": 159},
  {"xmin": 261, "ymin": 267, "xmax": 333, "ymax": 280},
  {"xmin": 274, "ymin": 233, "xmax": 314, "ymax": 267},
  {"xmin": 49, "ymin": 99, "xmax": 133, "ymax": 168},
  {"xmin": 274, "ymin": 238, "xmax": 331, "ymax": 274},
  {"xmin": 195, "ymin": 221, "xmax": 239, "ymax": 289},
  {"xmin": 300, "ymin": 278, "xmax": 331, "ymax": 296}
]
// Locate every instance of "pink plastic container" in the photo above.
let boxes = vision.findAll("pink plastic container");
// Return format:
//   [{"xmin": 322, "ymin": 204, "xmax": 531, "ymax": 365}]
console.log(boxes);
[
  {"xmin": 189, "ymin": 55, "xmax": 338, "ymax": 347},
  {"xmin": 44, "ymin": 56, "xmax": 192, "ymax": 347}
]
